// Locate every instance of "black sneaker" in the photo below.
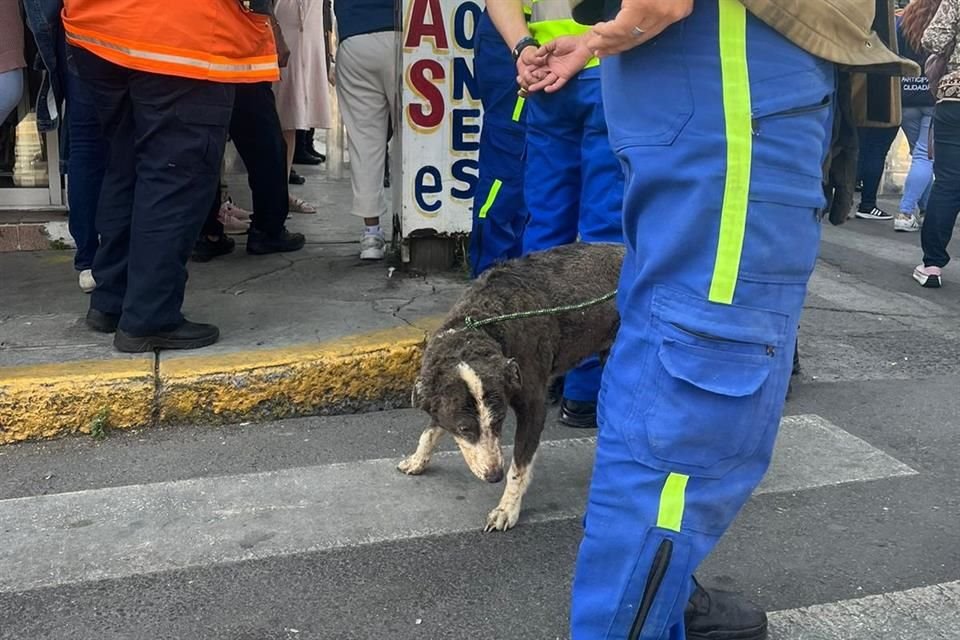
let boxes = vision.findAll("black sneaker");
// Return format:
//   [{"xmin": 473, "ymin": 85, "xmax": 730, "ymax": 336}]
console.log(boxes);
[
  {"xmin": 559, "ymin": 399, "xmax": 597, "ymax": 429},
  {"xmin": 246, "ymin": 227, "xmax": 306, "ymax": 255},
  {"xmin": 114, "ymin": 320, "xmax": 219, "ymax": 353},
  {"xmin": 192, "ymin": 235, "xmax": 235, "ymax": 263},
  {"xmin": 855, "ymin": 206, "xmax": 893, "ymax": 221},
  {"xmin": 86, "ymin": 308, "xmax": 120, "ymax": 333},
  {"xmin": 289, "ymin": 169, "xmax": 306, "ymax": 185},
  {"xmin": 686, "ymin": 579, "xmax": 768, "ymax": 640}
]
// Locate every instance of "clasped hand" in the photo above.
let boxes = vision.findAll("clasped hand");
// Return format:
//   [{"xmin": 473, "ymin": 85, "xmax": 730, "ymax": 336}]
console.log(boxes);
[{"xmin": 516, "ymin": 0, "xmax": 693, "ymax": 95}]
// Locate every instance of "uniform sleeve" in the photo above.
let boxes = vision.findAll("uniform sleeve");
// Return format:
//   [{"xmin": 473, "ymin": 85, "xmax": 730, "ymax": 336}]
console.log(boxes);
[{"xmin": 922, "ymin": 0, "xmax": 959, "ymax": 55}]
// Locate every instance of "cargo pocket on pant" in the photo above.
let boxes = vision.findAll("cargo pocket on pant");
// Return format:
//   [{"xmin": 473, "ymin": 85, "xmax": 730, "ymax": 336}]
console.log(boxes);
[
  {"xmin": 628, "ymin": 286, "xmax": 789, "ymax": 477},
  {"xmin": 173, "ymin": 102, "xmax": 233, "ymax": 175}
]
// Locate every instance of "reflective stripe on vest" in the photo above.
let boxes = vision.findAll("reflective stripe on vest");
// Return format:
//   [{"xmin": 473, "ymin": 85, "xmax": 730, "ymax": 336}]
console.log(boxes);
[
  {"xmin": 65, "ymin": 27, "xmax": 279, "ymax": 83},
  {"xmin": 529, "ymin": 0, "xmax": 598, "ymax": 69}
]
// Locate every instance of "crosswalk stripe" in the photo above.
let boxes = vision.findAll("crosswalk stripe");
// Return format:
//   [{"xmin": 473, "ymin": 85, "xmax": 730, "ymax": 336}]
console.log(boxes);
[
  {"xmin": 770, "ymin": 580, "xmax": 960, "ymax": 639},
  {"xmin": 0, "ymin": 415, "xmax": 915, "ymax": 594}
]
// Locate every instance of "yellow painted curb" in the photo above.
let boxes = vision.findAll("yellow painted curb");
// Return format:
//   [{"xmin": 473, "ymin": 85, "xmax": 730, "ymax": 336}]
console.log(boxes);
[
  {"xmin": 157, "ymin": 317, "xmax": 445, "ymax": 425},
  {"xmin": 0, "ymin": 317, "xmax": 445, "ymax": 445},
  {"xmin": 0, "ymin": 358, "xmax": 155, "ymax": 444}
]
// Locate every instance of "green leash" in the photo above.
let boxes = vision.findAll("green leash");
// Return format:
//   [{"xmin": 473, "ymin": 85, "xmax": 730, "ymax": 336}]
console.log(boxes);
[{"xmin": 464, "ymin": 290, "xmax": 618, "ymax": 331}]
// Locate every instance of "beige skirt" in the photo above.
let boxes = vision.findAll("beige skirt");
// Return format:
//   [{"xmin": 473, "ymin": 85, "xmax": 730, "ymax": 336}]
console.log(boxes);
[{"xmin": 273, "ymin": 0, "xmax": 332, "ymax": 130}]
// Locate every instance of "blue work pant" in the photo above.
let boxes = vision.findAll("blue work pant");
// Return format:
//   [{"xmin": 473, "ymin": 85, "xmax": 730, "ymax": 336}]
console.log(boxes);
[
  {"xmin": 523, "ymin": 66, "xmax": 624, "ymax": 403},
  {"xmin": 570, "ymin": 1, "xmax": 836, "ymax": 637},
  {"xmin": 469, "ymin": 10, "xmax": 528, "ymax": 278}
]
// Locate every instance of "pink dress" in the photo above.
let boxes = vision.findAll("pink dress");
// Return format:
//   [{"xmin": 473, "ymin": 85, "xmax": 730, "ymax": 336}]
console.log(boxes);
[{"xmin": 273, "ymin": 0, "xmax": 332, "ymax": 130}]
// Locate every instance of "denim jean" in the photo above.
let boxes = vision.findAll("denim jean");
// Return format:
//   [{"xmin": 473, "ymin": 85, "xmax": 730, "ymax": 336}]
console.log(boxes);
[
  {"xmin": 857, "ymin": 125, "xmax": 899, "ymax": 210},
  {"xmin": 899, "ymin": 106, "xmax": 934, "ymax": 215},
  {"xmin": 62, "ymin": 40, "xmax": 107, "ymax": 271},
  {"xmin": 921, "ymin": 102, "xmax": 960, "ymax": 268}
]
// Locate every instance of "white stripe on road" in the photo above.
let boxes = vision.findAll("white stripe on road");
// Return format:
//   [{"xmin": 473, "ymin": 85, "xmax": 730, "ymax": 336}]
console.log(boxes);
[
  {"xmin": 770, "ymin": 581, "xmax": 960, "ymax": 640},
  {"xmin": 0, "ymin": 415, "xmax": 915, "ymax": 593}
]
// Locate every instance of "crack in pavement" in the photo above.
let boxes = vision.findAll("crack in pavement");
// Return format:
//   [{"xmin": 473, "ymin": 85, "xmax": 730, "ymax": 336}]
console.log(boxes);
[{"xmin": 220, "ymin": 257, "xmax": 296, "ymax": 294}]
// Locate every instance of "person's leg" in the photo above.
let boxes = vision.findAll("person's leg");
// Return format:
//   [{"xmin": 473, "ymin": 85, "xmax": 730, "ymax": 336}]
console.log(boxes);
[
  {"xmin": 917, "ymin": 102, "xmax": 960, "ymax": 285},
  {"xmin": 570, "ymin": 2, "xmax": 835, "ymax": 637},
  {"xmin": 0, "ymin": 68, "xmax": 23, "ymax": 125},
  {"xmin": 521, "ymin": 83, "xmax": 582, "ymax": 255},
  {"xmin": 70, "ymin": 46, "xmax": 136, "ymax": 322},
  {"xmin": 192, "ymin": 187, "xmax": 235, "ymax": 263},
  {"xmin": 855, "ymin": 125, "xmax": 898, "ymax": 219},
  {"xmin": 898, "ymin": 107, "xmax": 934, "ymax": 230},
  {"xmin": 560, "ymin": 69, "xmax": 625, "ymax": 425},
  {"xmin": 336, "ymin": 32, "xmax": 393, "ymax": 258},
  {"xmin": 229, "ymin": 83, "xmax": 301, "ymax": 236},
  {"xmin": 469, "ymin": 11, "xmax": 528, "ymax": 278},
  {"xmin": 64, "ymin": 66, "xmax": 108, "ymax": 277},
  {"xmin": 117, "ymin": 69, "xmax": 233, "ymax": 340}
]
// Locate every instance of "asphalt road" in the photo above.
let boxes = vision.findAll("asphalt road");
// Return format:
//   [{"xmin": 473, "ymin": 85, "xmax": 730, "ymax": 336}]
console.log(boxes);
[{"xmin": 2, "ymin": 210, "xmax": 959, "ymax": 640}]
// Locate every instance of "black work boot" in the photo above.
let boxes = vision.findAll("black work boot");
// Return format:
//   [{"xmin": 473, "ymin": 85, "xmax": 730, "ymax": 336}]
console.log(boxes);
[
  {"xmin": 86, "ymin": 308, "xmax": 120, "ymax": 333},
  {"xmin": 685, "ymin": 579, "xmax": 768, "ymax": 640},
  {"xmin": 293, "ymin": 130, "xmax": 322, "ymax": 165},
  {"xmin": 559, "ymin": 399, "xmax": 598, "ymax": 429},
  {"xmin": 114, "ymin": 320, "xmax": 219, "ymax": 353},
  {"xmin": 192, "ymin": 234, "xmax": 235, "ymax": 263},
  {"xmin": 246, "ymin": 227, "xmax": 306, "ymax": 255}
]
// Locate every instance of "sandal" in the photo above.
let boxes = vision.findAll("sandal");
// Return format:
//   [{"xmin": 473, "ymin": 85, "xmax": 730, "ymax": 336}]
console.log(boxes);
[{"xmin": 289, "ymin": 196, "xmax": 317, "ymax": 214}]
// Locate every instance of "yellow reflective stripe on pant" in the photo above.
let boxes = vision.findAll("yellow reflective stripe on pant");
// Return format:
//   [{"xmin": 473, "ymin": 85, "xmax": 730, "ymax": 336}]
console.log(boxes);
[
  {"xmin": 512, "ymin": 97, "xmax": 525, "ymax": 123},
  {"xmin": 656, "ymin": 472, "xmax": 688, "ymax": 532},
  {"xmin": 708, "ymin": 0, "xmax": 752, "ymax": 305},
  {"xmin": 478, "ymin": 179, "xmax": 503, "ymax": 219}
]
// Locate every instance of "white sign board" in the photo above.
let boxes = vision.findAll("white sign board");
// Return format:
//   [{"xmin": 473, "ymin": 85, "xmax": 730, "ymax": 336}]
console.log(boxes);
[{"xmin": 400, "ymin": 0, "xmax": 484, "ymax": 237}]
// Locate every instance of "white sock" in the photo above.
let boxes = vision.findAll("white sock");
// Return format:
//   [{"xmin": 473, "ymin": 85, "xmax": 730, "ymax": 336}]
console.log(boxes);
[{"xmin": 365, "ymin": 225, "xmax": 382, "ymax": 236}]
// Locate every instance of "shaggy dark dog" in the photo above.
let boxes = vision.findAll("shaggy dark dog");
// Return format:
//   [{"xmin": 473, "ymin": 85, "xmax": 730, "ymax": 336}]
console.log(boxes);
[{"xmin": 398, "ymin": 242, "xmax": 624, "ymax": 531}]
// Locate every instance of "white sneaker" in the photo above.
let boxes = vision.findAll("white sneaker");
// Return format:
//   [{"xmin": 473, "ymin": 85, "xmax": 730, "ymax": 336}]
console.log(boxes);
[
  {"xmin": 78, "ymin": 269, "xmax": 96, "ymax": 293},
  {"xmin": 894, "ymin": 213, "xmax": 921, "ymax": 232},
  {"xmin": 360, "ymin": 230, "xmax": 386, "ymax": 260}
]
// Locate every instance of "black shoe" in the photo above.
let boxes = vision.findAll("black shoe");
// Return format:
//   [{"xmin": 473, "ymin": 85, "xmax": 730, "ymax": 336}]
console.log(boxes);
[
  {"xmin": 86, "ymin": 308, "xmax": 120, "ymax": 333},
  {"xmin": 559, "ymin": 399, "xmax": 597, "ymax": 429},
  {"xmin": 293, "ymin": 149, "xmax": 323, "ymax": 165},
  {"xmin": 192, "ymin": 235, "xmax": 235, "ymax": 263},
  {"xmin": 114, "ymin": 320, "xmax": 219, "ymax": 353},
  {"xmin": 685, "ymin": 579, "xmax": 768, "ymax": 640},
  {"xmin": 547, "ymin": 376, "xmax": 565, "ymax": 406},
  {"xmin": 289, "ymin": 169, "xmax": 306, "ymax": 185},
  {"xmin": 304, "ymin": 129, "xmax": 326, "ymax": 162},
  {"xmin": 246, "ymin": 227, "xmax": 306, "ymax": 255}
]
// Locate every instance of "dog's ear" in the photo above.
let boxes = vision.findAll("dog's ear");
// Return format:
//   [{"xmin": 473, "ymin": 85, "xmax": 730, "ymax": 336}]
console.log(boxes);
[
  {"xmin": 411, "ymin": 377, "xmax": 425, "ymax": 409},
  {"xmin": 504, "ymin": 358, "xmax": 523, "ymax": 391}
]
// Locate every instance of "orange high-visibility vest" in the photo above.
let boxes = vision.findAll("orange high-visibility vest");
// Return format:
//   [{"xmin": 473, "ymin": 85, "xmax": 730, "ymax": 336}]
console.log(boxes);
[{"xmin": 62, "ymin": 0, "xmax": 279, "ymax": 83}]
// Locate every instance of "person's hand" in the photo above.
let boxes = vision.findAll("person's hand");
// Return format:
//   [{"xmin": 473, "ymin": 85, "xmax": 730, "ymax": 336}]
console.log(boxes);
[
  {"xmin": 515, "ymin": 45, "xmax": 548, "ymax": 92},
  {"xmin": 585, "ymin": 0, "xmax": 693, "ymax": 57},
  {"xmin": 525, "ymin": 35, "xmax": 593, "ymax": 94}
]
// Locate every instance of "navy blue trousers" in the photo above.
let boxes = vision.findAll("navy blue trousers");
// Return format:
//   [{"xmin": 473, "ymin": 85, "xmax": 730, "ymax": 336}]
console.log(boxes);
[
  {"xmin": 469, "ymin": 10, "xmax": 528, "ymax": 278},
  {"xmin": 72, "ymin": 46, "xmax": 233, "ymax": 335}
]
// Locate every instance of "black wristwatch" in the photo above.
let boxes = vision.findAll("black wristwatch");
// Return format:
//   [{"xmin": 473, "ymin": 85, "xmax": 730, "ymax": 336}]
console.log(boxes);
[{"xmin": 512, "ymin": 36, "xmax": 540, "ymax": 62}]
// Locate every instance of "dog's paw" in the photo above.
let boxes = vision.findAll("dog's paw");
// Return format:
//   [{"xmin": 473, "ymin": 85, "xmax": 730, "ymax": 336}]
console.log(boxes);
[
  {"xmin": 483, "ymin": 505, "xmax": 520, "ymax": 532},
  {"xmin": 397, "ymin": 455, "xmax": 428, "ymax": 476}
]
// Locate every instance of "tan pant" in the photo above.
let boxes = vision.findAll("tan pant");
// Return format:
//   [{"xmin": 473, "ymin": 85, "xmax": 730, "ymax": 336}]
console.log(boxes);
[{"xmin": 336, "ymin": 31, "xmax": 399, "ymax": 220}]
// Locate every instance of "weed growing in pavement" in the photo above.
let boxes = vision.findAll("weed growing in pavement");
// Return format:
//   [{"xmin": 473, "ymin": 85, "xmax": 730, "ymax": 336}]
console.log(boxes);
[{"xmin": 89, "ymin": 408, "xmax": 110, "ymax": 440}]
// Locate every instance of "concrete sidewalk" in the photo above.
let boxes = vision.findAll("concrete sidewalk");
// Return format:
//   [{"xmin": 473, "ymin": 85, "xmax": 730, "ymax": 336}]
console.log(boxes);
[{"xmin": 0, "ymin": 165, "xmax": 468, "ymax": 444}]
